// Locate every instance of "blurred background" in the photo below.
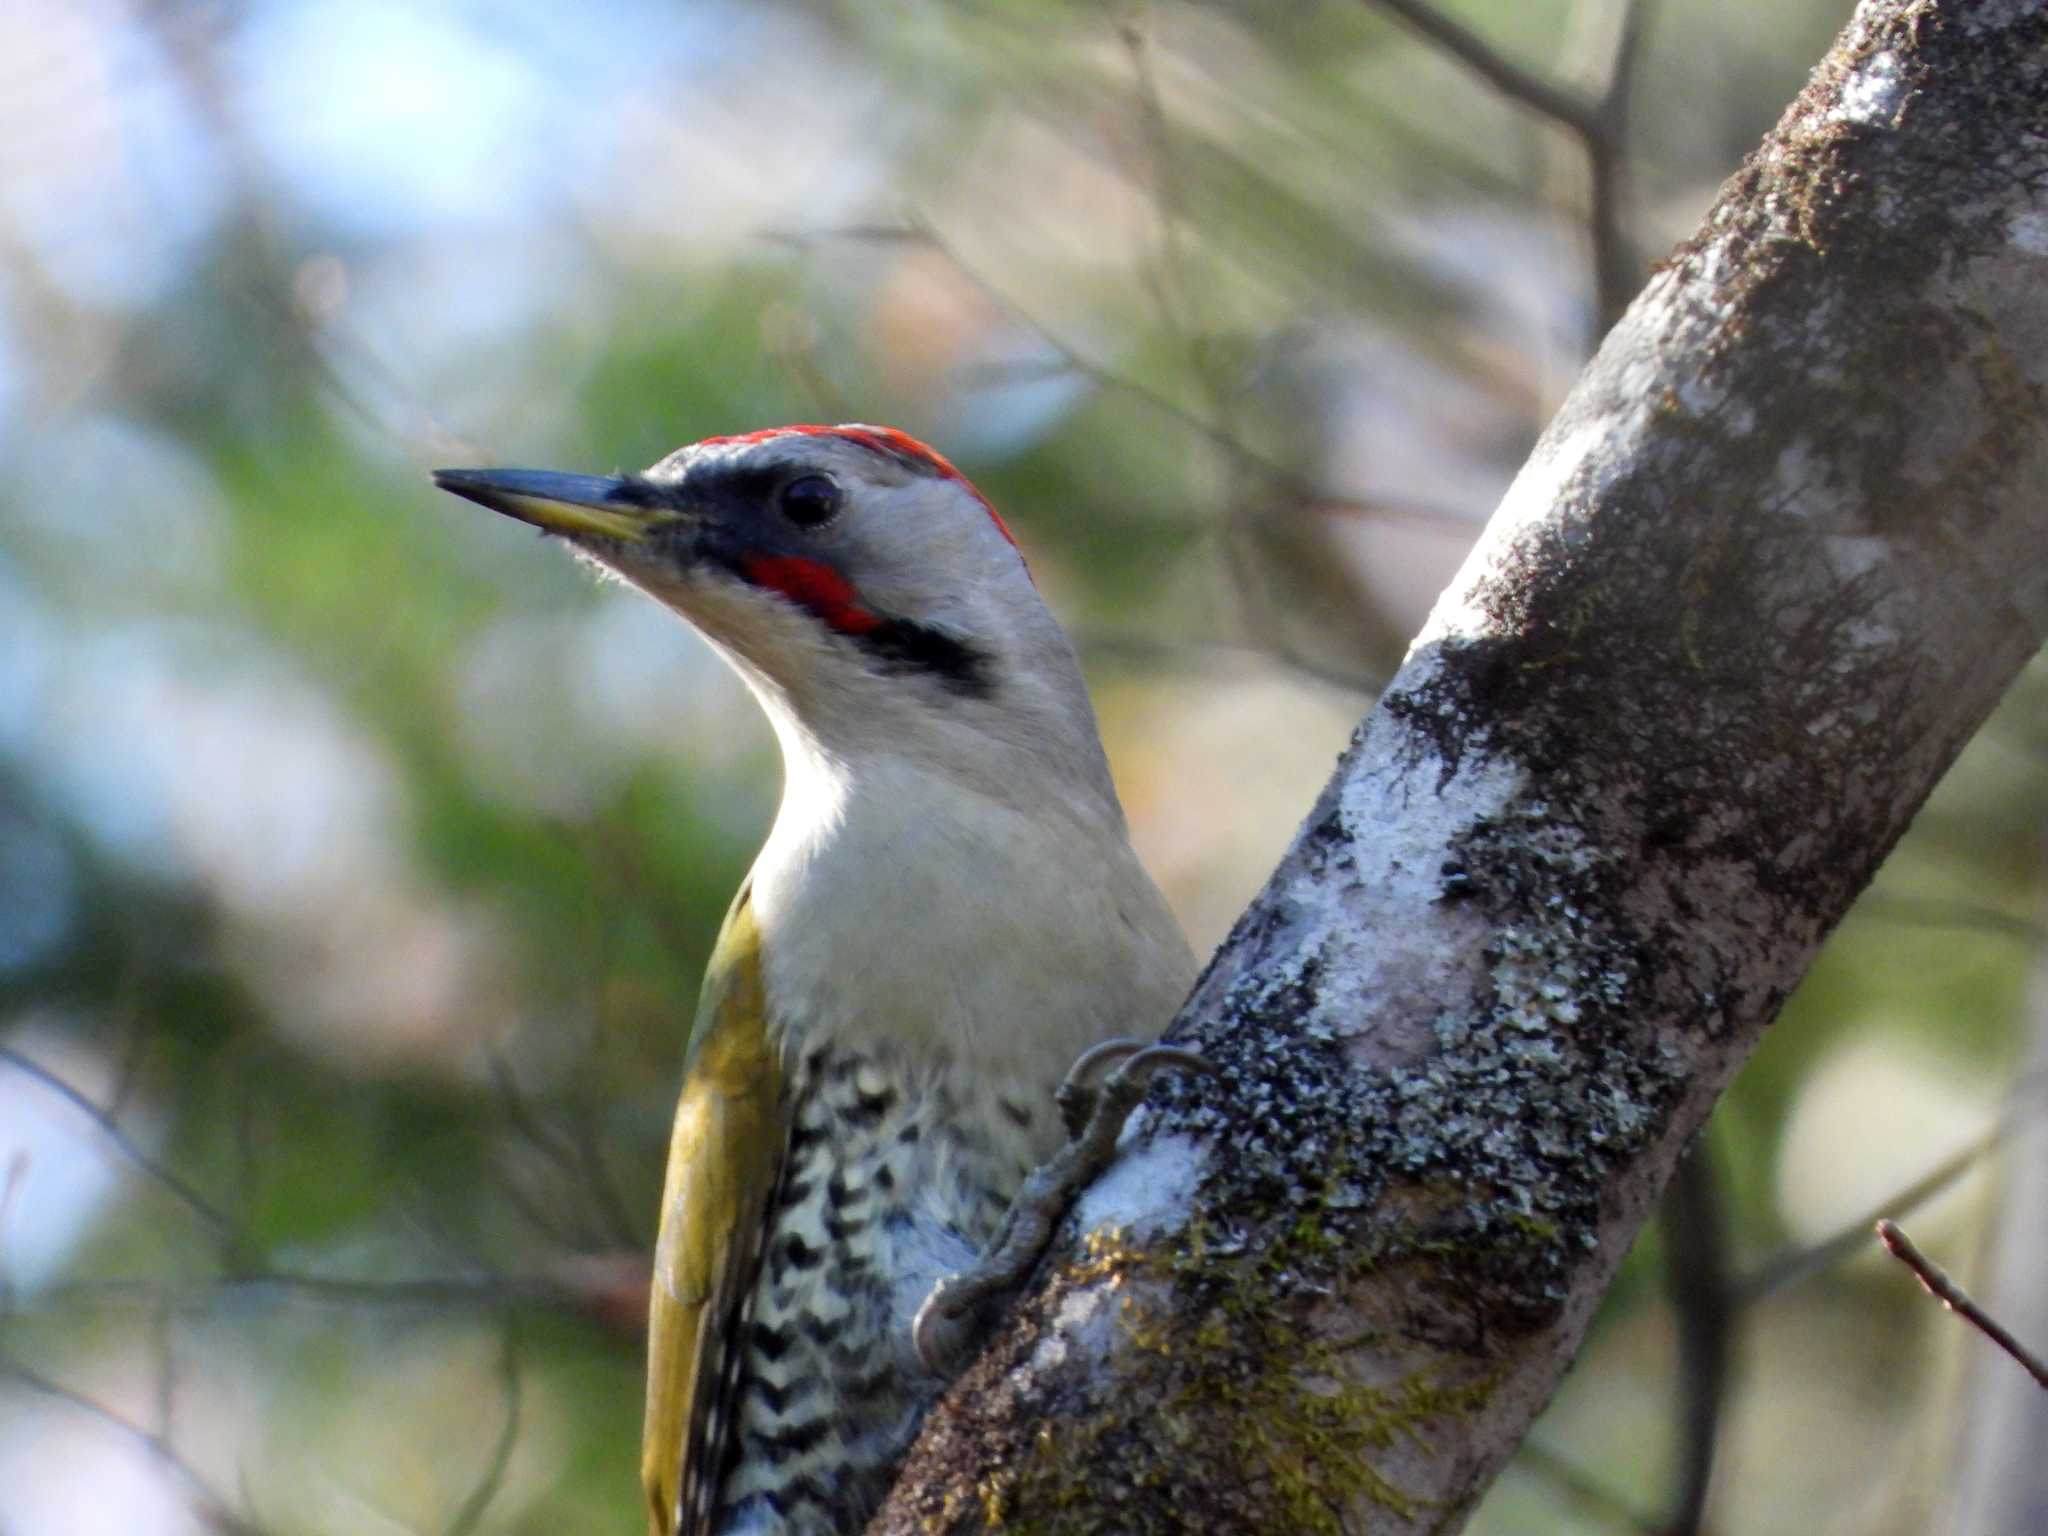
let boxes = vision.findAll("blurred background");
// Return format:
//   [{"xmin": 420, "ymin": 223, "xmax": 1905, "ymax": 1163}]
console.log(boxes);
[{"xmin": 3, "ymin": 1, "xmax": 2044, "ymax": 1532}]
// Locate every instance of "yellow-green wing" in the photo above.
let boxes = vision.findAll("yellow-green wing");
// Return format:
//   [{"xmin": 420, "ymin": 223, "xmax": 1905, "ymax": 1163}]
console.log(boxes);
[{"xmin": 642, "ymin": 885, "xmax": 788, "ymax": 1536}]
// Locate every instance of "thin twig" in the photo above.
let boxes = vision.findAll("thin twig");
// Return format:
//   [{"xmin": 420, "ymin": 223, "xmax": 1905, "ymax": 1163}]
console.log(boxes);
[
  {"xmin": 14, "ymin": 1270, "xmax": 573, "ymax": 1317},
  {"xmin": 486, "ymin": 1050, "xmax": 615, "ymax": 1248},
  {"xmin": 442, "ymin": 1329, "xmax": 524, "ymax": 1536},
  {"xmin": 1586, "ymin": 0, "xmax": 1649, "ymax": 331},
  {"xmin": 1114, "ymin": 23, "xmax": 1396, "ymax": 692},
  {"xmin": 1658, "ymin": 1139, "xmax": 1728, "ymax": 1536},
  {"xmin": 486, "ymin": 1051, "xmax": 584, "ymax": 1175},
  {"xmin": 1367, "ymin": 0, "xmax": 1600, "ymax": 134},
  {"xmin": 567, "ymin": 1093, "xmax": 647, "ymax": 1252},
  {"xmin": 1365, "ymin": 0, "xmax": 1648, "ymax": 333},
  {"xmin": 772, "ymin": 215, "xmax": 1460, "ymax": 690},
  {"xmin": 0, "ymin": 1150, "xmax": 27, "ymax": 1304},
  {"xmin": 1877, "ymin": 1220, "xmax": 2048, "ymax": 1389},
  {"xmin": 137, "ymin": 2, "xmax": 478, "ymax": 470},
  {"xmin": 759, "ymin": 303, "xmax": 853, "ymax": 423},
  {"xmin": 0, "ymin": 1351, "xmax": 264, "ymax": 1534},
  {"xmin": 149, "ymin": 1305, "xmax": 177, "ymax": 1442},
  {"xmin": 1736, "ymin": 1061, "xmax": 2048, "ymax": 1305},
  {"xmin": 1856, "ymin": 894, "xmax": 2046, "ymax": 945},
  {"xmin": 1513, "ymin": 1439, "xmax": 1666, "ymax": 1535},
  {"xmin": 1735, "ymin": 1133, "xmax": 1990, "ymax": 1306},
  {"xmin": 768, "ymin": 220, "xmax": 1470, "ymax": 532},
  {"xmin": 104, "ymin": 954, "xmax": 153, "ymax": 1119},
  {"xmin": 1119, "ymin": 20, "xmax": 1207, "ymax": 386},
  {"xmin": 0, "ymin": 1044, "xmax": 246, "ymax": 1251}
]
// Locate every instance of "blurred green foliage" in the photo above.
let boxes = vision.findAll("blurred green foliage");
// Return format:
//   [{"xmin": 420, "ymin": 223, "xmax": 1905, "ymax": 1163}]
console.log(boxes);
[{"xmin": 1, "ymin": 2, "xmax": 2039, "ymax": 1533}]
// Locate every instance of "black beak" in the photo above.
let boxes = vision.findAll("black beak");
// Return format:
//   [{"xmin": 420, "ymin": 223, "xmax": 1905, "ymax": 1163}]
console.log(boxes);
[{"xmin": 432, "ymin": 468, "xmax": 683, "ymax": 545}]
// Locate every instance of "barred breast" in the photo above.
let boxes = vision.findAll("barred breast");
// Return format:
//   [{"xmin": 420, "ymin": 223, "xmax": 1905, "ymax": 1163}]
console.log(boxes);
[{"xmin": 709, "ymin": 1043, "xmax": 1055, "ymax": 1534}]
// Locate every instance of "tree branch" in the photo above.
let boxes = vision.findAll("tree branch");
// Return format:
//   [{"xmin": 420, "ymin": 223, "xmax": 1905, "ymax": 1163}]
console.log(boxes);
[
  {"xmin": 1877, "ymin": 1220, "xmax": 2048, "ymax": 1390},
  {"xmin": 0, "ymin": 1043, "xmax": 247, "ymax": 1252},
  {"xmin": 875, "ymin": 2, "xmax": 2048, "ymax": 1528},
  {"xmin": 0, "ymin": 1351, "xmax": 265, "ymax": 1535},
  {"xmin": 1658, "ymin": 1140, "xmax": 1729, "ymax": 1536},
  {"xmin": 1935, "ymin": 952, "xmax": 2048, "ymax": 1529},
  {"xmin": 1366, "ymin": 0, "xmax": 1646, "ymax": 330},
  {"xmin": 1367, "ymin": 0, "xmax": 1604, "ymax": 137}
]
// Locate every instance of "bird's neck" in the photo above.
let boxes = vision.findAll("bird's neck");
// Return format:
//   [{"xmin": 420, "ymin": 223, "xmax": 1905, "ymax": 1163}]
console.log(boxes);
[
  {"xmin": 739, "ymin": 714, "xmax": 1179, "ymax": 1087},
  {"xmin": 754, "ymin": 689, "xmax": 1130, "ymax": 870}
]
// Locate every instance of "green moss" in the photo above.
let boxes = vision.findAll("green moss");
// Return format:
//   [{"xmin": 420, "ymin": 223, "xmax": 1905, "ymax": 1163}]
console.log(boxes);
[{"xmin": 982, "ymin": 1185, "xmax": 1495, "ymax": 1536}]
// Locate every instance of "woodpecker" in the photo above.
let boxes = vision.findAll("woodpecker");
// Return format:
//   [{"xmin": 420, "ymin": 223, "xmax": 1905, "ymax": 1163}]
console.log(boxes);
[{"xmin": 434, "ymin": 426, "xmax": 1196, "ymax": 1536}]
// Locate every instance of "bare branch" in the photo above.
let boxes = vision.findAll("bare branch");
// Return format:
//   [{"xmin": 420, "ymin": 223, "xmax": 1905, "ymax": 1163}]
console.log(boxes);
[
  {"xmin": 1366, "ymin": 0, "xmax": 1648, "ymax": 332},
  {"xmin": 0, "ymin": 1043, "xmax": 246, "ymax": 1252},
  {"xmin": 1513, "ymin": 1439, "xmax": 1665, "ymax": 1535},
  {"xmin": 1366, "ymin": 0, "xmax": 1603, "ymax": 135},
  {"xmin": 1876, "ymin": 1220, "xmax": 2048, "ymax": 1390},
  {"xmin": 565, "ymin": 1108, "xmax": 646, "ymax": 1253},
  {"xmin": 1936, "ymin": 954, "xmax": 2048, "ymax": 1527},
  {"xmin": 134, "ymin": 2, "xmax": 480, "ymax": 469},
  {"xmin": 773, "ymin": 212, "xmax": 1460, "ymax": 688},
  {"xmin": 1735, "ymin": 1133, "xmax": 1993, "ymax": 1306},
  {"xmin": 1737, "ymin": 1064, "xmax": 2048, "ymax": 1306},
  {"xmin": 0, "ymin": 1149, "xmax": 27, "ymax": 1303},
  {"xmin": 1857, "ymin": 893, "xmax": 2046, "ymax": 945},
  {"xmin": 765, "ymin": 220, "xmax": 1474, "ymax": 536},
  {"xmin": 877, "ymin": 6, "xmax": 2048, "ymax": 1525},
  {"xmin": 15, "ymin": 1269, "xmax": 576, "ymax": 1317},
  {"xmin": 1659, "ymin": 1141, "xmax": 1730, "ymax": 1536},
  {"xmin": 441, "ymin": 1330, "xmax": 525, "ymax": 1536},
  {"xmin": 1585, "ymin": 0, "xmax": 1649, "ymax": 331},
  {"xmin": 0, "ymin": 1351, "xmax": 266, "ymax": 1535},
  {"xmin": 485, "ymin": 1049, "xmax": 638, "ymax": 1251},
  {"xmin": 1118, "ymin": 19, "xmax": 1204, "ymax": 373},
  {"xmin": 103, "ymin": 956, "xmax": 153, "ymax": 1120}
]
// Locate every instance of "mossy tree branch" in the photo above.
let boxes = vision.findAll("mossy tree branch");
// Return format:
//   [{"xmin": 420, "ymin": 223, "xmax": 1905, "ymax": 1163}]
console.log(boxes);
[{"xmin": 872, "ymin": 1, "xmax": 2048, "ymax": 1531}]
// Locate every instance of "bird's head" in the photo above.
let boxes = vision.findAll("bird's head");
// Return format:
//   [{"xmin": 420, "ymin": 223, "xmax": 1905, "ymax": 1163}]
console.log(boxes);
[{"xmin": 434, "ymin": 426, "xmax": 1116, "ymax": 806}]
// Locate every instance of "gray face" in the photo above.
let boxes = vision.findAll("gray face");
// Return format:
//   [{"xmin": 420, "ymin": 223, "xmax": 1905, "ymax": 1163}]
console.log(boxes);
[
  {"xmin": 435, "ymin": 423, "xmax": 1119, "ymax": 814},
  {"xmin": 435, "ymin": 428, "xmax": 1040, "ymax": 706},
  {"xmin": 621, "ymin": 442, "xmax": 998, "ymax": 697}
]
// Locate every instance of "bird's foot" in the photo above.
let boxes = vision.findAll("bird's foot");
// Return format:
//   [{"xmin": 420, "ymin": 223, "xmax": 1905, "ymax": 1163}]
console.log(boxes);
[{"xmin": 911, "ymin": 1039, "xmax": 1214, "ymax": 1373}]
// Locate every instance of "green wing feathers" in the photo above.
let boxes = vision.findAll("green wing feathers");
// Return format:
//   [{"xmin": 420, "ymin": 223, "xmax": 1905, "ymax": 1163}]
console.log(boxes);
[{"xmin": 642, "ymin": 887, "xmax": 787, "ymax": 1536}]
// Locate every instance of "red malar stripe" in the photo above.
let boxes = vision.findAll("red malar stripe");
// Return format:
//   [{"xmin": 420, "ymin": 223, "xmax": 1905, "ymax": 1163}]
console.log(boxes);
[{"xmin": 739, "ymin": 555, "xmax": 885, "ymax": 636}]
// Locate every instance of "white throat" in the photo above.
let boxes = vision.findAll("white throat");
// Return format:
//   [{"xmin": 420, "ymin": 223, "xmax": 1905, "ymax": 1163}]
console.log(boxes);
[{"xmin": 743, "ymin": 705, "xmax": 1194, "ymax": 1090}]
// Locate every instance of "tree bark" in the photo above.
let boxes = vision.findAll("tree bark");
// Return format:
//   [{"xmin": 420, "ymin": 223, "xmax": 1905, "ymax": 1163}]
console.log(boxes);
[{"xmin": 873, "ymin": 1, "xmax": 2048, "ymax": 1530}]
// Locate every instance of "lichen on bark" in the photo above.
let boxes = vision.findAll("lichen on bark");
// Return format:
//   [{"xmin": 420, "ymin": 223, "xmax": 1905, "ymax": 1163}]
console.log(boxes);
[{"xmin": 871, "ymin": 4, "xmax": 2048, "ymax": 1530}]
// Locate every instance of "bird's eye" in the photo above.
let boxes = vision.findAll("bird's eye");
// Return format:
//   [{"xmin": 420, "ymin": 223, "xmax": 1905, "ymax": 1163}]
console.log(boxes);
[{"xmin": 778, "ymin": 474, "xmax": 842, "ymax": 529}]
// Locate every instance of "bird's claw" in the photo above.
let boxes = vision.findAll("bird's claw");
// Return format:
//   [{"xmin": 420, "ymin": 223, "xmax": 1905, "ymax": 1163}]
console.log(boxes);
[
  {"xmin": 1055, "ymin": 1036, "xmax": 1141, "ymax": 1138},
  {"xmin": 912, "ymin": 1039, "xmax": 1216, "ymax": 1374}
]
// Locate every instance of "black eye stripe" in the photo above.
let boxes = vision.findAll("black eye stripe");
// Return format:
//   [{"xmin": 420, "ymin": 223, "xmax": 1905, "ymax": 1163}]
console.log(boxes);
[{"xmin": 858, "ymin": 620, "xmax": 992, "ymax": 698}]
